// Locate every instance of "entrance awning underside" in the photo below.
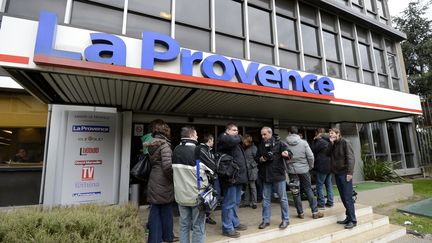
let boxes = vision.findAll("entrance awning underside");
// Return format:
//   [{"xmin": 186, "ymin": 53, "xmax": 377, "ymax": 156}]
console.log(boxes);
[{"xmin": 5, "ymin": 67, "xmax": 411, "ymax": 124}]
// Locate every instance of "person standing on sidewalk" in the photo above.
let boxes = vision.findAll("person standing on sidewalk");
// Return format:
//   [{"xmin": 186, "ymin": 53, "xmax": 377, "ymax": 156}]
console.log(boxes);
[
  {"xmin": 256, "ymin": 127, "xmax": 290, "ymax": 230},
  {"xmin": 217, "ymin": 123, "xmax": 248, "ymax": 238},
  {"xmin": 311, "ymin": 128, "xmax": 334, "ymax": 209},
  {"xmin": 286, "ymin": 126, "xmax": 324, "ymax": 220},
  {"xmin": 326, "ymin": 128, "xmax": 357, "ymax": 229},
  {"xmin": 241, "ymin": 134, "xmax": 258, "ymax": 209}
]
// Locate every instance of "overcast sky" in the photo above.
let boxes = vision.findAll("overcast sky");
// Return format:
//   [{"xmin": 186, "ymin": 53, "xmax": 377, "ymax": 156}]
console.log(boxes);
[{"xmin": 387, "ymin": 0, "xmax": 432, "ymax": 19}]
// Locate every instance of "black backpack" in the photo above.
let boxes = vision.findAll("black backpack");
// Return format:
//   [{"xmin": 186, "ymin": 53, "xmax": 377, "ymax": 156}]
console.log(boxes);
[{"xmin": 215, "ymin": 153, "xmax": 239, "ymax": 184}]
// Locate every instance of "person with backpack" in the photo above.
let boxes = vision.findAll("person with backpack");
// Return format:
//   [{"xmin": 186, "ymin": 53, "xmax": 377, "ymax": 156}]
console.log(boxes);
[
  {"xmin": 143, "ymin": 119, "xmax": 178, "ymax": 243},
  {"xmin": 217, "ymin": 123, "xmax": 248, "ymax": 238}
]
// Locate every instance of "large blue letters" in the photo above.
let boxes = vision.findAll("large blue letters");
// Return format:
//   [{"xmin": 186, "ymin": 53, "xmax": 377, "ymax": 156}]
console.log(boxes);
[
  {"xmin": 84, "ymin": 33, "xmax": 126, "ymax": 65},
  {"xmin": 141, "ymin": 32, "xmax": 180, "ymax": 70}
]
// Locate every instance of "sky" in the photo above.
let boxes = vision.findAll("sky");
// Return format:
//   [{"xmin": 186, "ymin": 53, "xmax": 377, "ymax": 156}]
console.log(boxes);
[{"xmin": 387, "ymin": 0, "xmax": 432, "ymax": 19}]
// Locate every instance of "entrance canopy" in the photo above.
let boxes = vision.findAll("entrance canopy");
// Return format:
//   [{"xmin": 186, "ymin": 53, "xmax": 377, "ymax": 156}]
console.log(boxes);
[{"xmin": 0, "ymin": 14, "xmax": 422, "ymax": 124}]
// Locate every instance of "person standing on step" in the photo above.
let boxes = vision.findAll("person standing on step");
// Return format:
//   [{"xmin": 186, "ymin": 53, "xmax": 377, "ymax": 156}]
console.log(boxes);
[
  {"xmin": 256, "ymin": 127, "xmax": 291, "ymax": 230},
  {"xmin": 311, "ymin": 128, "xmax": 334, "ymax": 210},
  {"xmin": 326, "ymin": 128, "xmax": 357, "ymax": 229},
  {"xmin": 286, "ymin": 126, "xmax": 324, "ymax": 220}
]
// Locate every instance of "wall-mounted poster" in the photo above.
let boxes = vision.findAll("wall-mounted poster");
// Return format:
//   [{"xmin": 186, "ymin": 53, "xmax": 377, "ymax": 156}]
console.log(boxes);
[{"xmin": 61, "ymin": 111, "xmax": 116, "ymax": 204}]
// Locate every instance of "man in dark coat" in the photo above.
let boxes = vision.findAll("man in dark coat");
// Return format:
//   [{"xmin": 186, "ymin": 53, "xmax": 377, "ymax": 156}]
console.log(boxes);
[
  {"xmin": 311, "ymin": 128, "xmax": 334, "ymax": 209},
  {"xmin": 255, "ymin": 126, "xmax": 291, "ymax": 230},
  {"xmin": 217, "ymin": 123, "xmax": 248, "ymax": 238},
  {"xmin": 327, "ymin": 127, "xmax": 356, "ymax": 229}
]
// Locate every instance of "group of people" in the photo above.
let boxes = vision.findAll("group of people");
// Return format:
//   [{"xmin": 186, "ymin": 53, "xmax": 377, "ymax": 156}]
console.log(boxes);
[{"xmin": 142, "ymin": 119, "xmax": 357, "ymax": 243}]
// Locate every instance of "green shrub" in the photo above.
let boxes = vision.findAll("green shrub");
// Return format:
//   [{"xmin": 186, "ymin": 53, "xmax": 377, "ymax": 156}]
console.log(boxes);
[
  {"xmin": 0, "ymin": 203, "xmax": 145, "ymax": 243},
  {"xmin": 362, "ymin": 156, "xmax": 404, "ymax": 183}
]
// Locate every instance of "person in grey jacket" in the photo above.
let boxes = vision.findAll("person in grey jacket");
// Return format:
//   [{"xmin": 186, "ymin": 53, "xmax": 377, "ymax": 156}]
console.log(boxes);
[
  {"xmin": 241, "ymin": 134, "xmax": 258, "ymax": 209},
  {"xmin": 286, "ymin": 126, "xmax": 323, "ymax": 219}
]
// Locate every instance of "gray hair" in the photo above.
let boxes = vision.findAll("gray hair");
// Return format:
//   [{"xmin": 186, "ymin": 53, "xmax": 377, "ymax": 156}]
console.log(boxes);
[{"xmin": 262, "ymin": 126, "xmax": 273, "ymax": 134}]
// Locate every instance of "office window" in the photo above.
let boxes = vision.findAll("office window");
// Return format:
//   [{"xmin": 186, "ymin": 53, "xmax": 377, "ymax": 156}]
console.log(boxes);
[
  {"xmin": 215, "ymin": 0, "xmax": 244, "ymax": 58},
  {"xmin": 342, "ymin": 38, "xmax": 357, "ymax": 66},
  {"xmin": 248, "ymin": 4, "xmax": 274, "ymax": 64},
  {"xmin": 364, "ymin": 0, "xmax": 376, "ymax": 18},
  {"xmin": 128, "ymin": 0, "xmax": 171, "ymax": 18},
  {"xmin": 359, "ymin": 44, "xmax": 372, "ymax": 70},
  {"xmin": 275, "ymin": 0, "xmax": 295, "ymax": 18},
  {"xmin": 250, "ymin": 42, "xmax": 274, "ymax": 65},
  {"xmin": 279, "ymin": 50, "xmax": 300, "ymax": 70},
  {"xmin": 127, "ymin": 14, "xmax": 170, "ymax": 38},
  {"xmin": 175, "ymin": 0, "xmax": 211, "ymax": 52},
  {"xmin": 357, "ymin": 27, "xmax": 375, "ymax": 85},
  {"xmin": 321, "ymin": 12, "xmax": 336, "ymax": 32},
  {"xmin": 299, "ymin": 3, "xmax": 317, "ymax": 25},
  {"xmin": 6, "ymin": 0, "xmax": 67, "ymax": 22},
  {"xmin": 71, "ymin": 1, "xmax": 123, "ymax": 33},
  {"xmin": 277, "ymin": 16, "xmax": 297, "ymax": 51},
  {"xmin": 248, "ymin": 5, "xmax": 273, "ymax": 44},
  {"xmin": 323, "ymin": 30, "xmax": 341, "ymax": 78},
  {"xmin": 175, "ymin": 25, "xmax": 210, "ymax": 51},
  {"xmin": 302, "ymin": 24, "xmax": 320, "ymax": 57},
  {"xmin": 386, "ymin": 40, "xmax": 400, "ymax": 91},
  {"xmin": 340, "ymin": 19, "xmax": 359, "ymax": 82},
  {"xmin": 304, "ymin": 56, "xmax": 322, "ymax": 74},
  {"xmin": 216, "ymin": 34, "xmax": 244, "ymax": 59},
  {"xmin": 215, "ymin": 0, "xmax": 243, "ymax": 37},
  {"xmin": 249, "ymin": 0, "xmax": 271, "ymax": 9},
  {"xmin": 176, "ymin": 0, "xmax": 209, "ymax": 28},
  {"xmin": 377, "ymin": 0, "xmax": 388, "ymax": 24},
  {"xmin": 340, "ymin": 19, "xmax": 353, "ymax": 38},
  {"xmin": 373, "ymin": 34, "xmax": 388, "ymax": 88}
]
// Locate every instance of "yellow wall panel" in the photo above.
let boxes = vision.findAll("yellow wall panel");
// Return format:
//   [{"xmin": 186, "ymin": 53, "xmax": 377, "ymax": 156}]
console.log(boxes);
[{"xmin": 0, "ymin": 94, "xmax": 48, "ymax": 127}]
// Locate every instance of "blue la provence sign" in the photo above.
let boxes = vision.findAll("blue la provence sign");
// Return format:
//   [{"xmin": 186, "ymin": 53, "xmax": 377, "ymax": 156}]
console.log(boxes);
[{"xmin": 34, "ymin": 11, "xmax": 335, "ymax": 96}]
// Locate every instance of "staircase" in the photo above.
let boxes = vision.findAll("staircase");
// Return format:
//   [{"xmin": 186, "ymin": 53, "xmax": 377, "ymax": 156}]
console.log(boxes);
[{"xmin": 206, "ymin": 203, "xmax": 406, "ymax": 243}]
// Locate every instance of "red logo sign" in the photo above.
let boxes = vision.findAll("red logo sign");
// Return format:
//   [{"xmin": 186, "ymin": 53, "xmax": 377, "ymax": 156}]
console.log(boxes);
[
  {"xmin": 80, "ymin": 147, "xmax": 99, "ymax": 155},
  {"xmin": 81, "ymin": 166, "xmax": 95, "ymax": 180}
]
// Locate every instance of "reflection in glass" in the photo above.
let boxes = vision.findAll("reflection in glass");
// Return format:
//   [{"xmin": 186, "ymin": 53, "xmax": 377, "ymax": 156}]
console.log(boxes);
[
  {"xmin": 71, "ymin": 2, "xmax": 123, "ymax": 33},
  {"xmin": 371, "ymin": 122, "xmax": 385, "ymax": 154},
  {"xmin": 277, "ymin": 16, "xmax": 298, "ymax": 50},
  {"xmin": 302, "ymin": 24, "xmax": 320, "ymax": 56},
  {"xmin": 215, "ymin": 0, "xmax": 243, "ymax": 36},
  {"xmin": 176, "ymin": 0, "xmax": 209, "ymax": 28},
  {"xmin": 175, "ymin": 25, "xmax": 210, "ymax": 51},
  {"xmin": 323, "ymin": 31, "xmax": 340, "ymax": 61},
  {"xmin": 216, "ymin": 34, "xmax": 244, "ymax": 59},
  {"xmin": 127, "ymin": 14, "xmax": 170, "ymax": 38},
  {"xmin": 6, "ymin": 0, "xmax": 67, "ymax": 22},
  {"xmin": 129, "ymin": 0, "xmax": 171, "ymax": 19},
  {"xmin": 248, "ymin": 6, "xmax": 272, "ymax": 44},
  {"xmin": 304, "ymin": 56, "xmax": 322, "ymax": 74}
]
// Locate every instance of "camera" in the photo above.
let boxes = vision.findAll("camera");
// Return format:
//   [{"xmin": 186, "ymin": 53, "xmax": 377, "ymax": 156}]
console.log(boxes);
[
  {"xmin": 288, "ymin": 179, "xmax": 300, "ymax": 195},
  {"xmin": 263, "ymin": 141, "xmax": 274, "ymax": 161}
]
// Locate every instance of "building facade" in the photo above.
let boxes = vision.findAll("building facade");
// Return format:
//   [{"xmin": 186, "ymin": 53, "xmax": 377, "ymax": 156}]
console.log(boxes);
[{"xmin": 0, "ymin": 0, "xmax": 423, "ymax": 206}]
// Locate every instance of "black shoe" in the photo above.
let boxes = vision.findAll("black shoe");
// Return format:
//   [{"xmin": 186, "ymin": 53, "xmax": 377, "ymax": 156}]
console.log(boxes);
[
  {"xmin": 337, "ymin": 218, "xmax": 349, "ymax": 224},
  {"xmin": 167, "ymin": 236, "xmax": 179, "ymax": 242},
  {"xmin": 222, "ymin": 230, "xmax": 240, "ymax": 238},
  {"xmin": 279, "ymin": 221, "xmax": 289, "ymax": 229},
  {"xmin": 344, "ymin": 222, "xmax": 357, "ymax": 229},
  {"xmin": 235, "ymin": 223, "xmax": 248, "ymax": 231},
  {"xmin": 251, "ymin": 204, "xmax": 257, "ymax": 209},
  {"xmin": 206, "ymin": 217, "xmax": 216, "ymax": 225},
  {"xmin": 258, "ymin": 222, "xmax": 270, "ymax": 229},
  {"xmin": 325, "ymin": 203, "xmax": 333, "ymax": 208}
]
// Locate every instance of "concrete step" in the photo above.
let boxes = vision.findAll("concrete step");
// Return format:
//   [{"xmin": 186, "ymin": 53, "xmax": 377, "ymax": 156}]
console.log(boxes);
[
  {"xmin": 333, "ymin": 224, "xmax": 406, "ymax": 243},
  {"xmin": 265, "ymin": 213, "xmax": 389, "ymax": 243},
  {"xmin": 210, "ymin": 204, "xmax": 373, "ymax": 243}
]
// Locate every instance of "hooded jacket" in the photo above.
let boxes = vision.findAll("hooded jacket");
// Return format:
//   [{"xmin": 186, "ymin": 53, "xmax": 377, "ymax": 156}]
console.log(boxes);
[
  {"xmin": 286, "ymin": 134, "xmax": 314, "ymax": 174},
  {"xmin": 144, "ymin": 134, "xmax": 174, "ymax": 205}
]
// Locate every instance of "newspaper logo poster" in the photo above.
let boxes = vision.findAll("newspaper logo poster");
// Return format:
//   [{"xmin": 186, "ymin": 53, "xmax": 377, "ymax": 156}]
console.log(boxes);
[{"xmin": 61, "ymin": 111, "xmax": 116, "ymax": 204}]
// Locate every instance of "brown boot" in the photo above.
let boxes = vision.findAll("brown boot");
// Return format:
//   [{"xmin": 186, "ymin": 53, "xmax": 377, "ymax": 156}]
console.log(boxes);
[{"xmin": 312, "ymin": 211, "xmax": 324, "ymax": 219}]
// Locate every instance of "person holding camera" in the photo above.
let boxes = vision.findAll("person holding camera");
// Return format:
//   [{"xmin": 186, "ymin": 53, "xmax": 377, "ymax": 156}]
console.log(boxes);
[
  {"xmin": 217, "ymin": 123, "xmax": 248, "ymax": 238},
  {"xmin": 286, "ymin": 126, "xmax": 324, "ymax": 220},
  {"xmin": 255, "ymin": 127, "xmax": 291, "ymax": 230},
  {"xmin": 326, "ymin": 128, "xmax": 357, "ymax": 229}
]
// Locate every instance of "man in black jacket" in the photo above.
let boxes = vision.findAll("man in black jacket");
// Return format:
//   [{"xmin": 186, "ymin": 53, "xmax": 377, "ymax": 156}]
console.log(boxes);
[
  {"xmin": 311, "ymin": 128, "xmax": 334, "ymax": 209},
  {"xmin": 217, "ymin": 123, "xmax": 248, "ymax": 238},
  {"xmin": 255, "ymin": 126, "xmax": 291, "ymax": 230},
  {"xmin": 327, "ymin": 128, "xmax": 356, "ymax": 229}
]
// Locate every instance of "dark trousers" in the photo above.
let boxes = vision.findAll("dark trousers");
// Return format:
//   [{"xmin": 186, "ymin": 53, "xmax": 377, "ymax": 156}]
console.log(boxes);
[
  {"xmin": 289, "ymin": 173, "xmax": 318, "ymax": 215},
  {"xmin": 335, "ymin": 173, "xmax": 357, "ymax": 223},
  {"xmin": 148, "ymin": 203, "xmax": 174, "ymax": 243}
]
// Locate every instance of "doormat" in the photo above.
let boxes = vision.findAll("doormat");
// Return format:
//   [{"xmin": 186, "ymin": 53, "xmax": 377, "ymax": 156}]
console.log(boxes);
[{"xmin": 397, "ymin": 198, "xmax": 432, "ymax": 218}]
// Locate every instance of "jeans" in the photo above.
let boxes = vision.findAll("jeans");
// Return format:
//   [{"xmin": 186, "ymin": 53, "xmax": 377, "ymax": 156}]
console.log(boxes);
[
  {"xmin": 221, "ymin": 184, "xmax": 242, "ymax": 233},
  {"xmin": 212, "ymin": 177, "xmax": 221, "ymax": 202},
  {"xmin": 316, "ymin": 172, "xmax": 334, "ymax": 207},
  {"xmin": 262, "ymin": 180, "xmax": 289, "ymax": 223},
  {"xmin": 335, "ymin": 173, "xmax": 357, "ymax": 223},
  {"xmin": 289, "ymin": 173, "xmax": 318, "ymax": 215},
  {"xmin": 244, "ymin": 180, "xmax": 257, "ymax": 206},
  {"xmin": 148, "ymin": 203, "xmax": 174, "ymax": 243},
  {"xmin": 178, "ymin": 205, "xmax": 206, "ymax": 243}
]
